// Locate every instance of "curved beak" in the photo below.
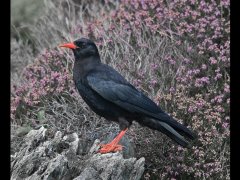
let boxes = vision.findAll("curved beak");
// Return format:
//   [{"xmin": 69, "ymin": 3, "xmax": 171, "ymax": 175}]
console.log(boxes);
[{"xmin": 59, "ymin": 42, "xmax": 77, "ymax": 49}]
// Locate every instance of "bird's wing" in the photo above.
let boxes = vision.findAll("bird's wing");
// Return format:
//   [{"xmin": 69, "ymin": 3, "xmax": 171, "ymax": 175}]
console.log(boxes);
[
  {"xmin": 86, "ymin": 72, "xmax": 163, "ymax": 115},
  {"xmin": 87, "ymin": 70, "xmax": 196, "ymax": 141}
]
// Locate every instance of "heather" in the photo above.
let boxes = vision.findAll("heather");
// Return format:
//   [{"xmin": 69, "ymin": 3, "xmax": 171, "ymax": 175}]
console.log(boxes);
[{"xmin": 11, "ymin": 0, "xmax": 230, "ymax": 179}]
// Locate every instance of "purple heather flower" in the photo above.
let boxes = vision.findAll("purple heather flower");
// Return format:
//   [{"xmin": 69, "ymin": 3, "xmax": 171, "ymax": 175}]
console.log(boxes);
[{"xmin": 169, "ymin": 87, "xmax": 175, "ymax": 93}]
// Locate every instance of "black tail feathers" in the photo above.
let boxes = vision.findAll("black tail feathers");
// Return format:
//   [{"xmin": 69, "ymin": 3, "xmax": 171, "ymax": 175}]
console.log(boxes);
[{"xmin": 139, "ymin": 117, "xmax": 196, "ymax": 148}]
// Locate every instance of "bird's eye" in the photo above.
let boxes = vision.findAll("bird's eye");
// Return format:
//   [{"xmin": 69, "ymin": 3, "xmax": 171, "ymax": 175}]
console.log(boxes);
[{"xmin": 80, "ymin": 43, "xmax": 86, "ymax": 49}]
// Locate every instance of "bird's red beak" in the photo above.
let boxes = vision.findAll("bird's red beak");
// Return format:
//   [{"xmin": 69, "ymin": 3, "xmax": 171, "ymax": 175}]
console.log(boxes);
[{"xmin": 59, "ymin": 42, "xmax": 77, "ymax": 49}]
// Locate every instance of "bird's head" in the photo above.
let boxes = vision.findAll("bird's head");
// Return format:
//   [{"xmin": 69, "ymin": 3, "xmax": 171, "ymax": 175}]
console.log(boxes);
[{"xmin": 59, "ymin": 38, "xmax": 100, "ymax": 60}]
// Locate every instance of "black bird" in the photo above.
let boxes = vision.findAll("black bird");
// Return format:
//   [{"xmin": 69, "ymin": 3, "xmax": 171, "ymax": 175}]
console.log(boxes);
[{"xmin": 59, "ymin": 38, "xmax": 196, "ymax": 153}]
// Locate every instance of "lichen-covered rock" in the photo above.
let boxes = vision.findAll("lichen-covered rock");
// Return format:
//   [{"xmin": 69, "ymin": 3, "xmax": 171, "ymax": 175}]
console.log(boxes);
[{"xmin": 11, "ymin": 126, "xmax": 145, "ymax": 180}]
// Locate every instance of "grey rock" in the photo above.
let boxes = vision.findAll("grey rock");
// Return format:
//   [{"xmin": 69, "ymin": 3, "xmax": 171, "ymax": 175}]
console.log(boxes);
[
  {"xmin": 73, "ymin": 167, "xmax": 101, "ymax": 180},
  {"xmin": 11, "ymin": 126, "xmax": 145, "ymax": 180}
]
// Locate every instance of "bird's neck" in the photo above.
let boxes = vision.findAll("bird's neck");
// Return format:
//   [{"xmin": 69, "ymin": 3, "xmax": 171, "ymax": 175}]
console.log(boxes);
[{"xmin": 73, "ymin": 56, "xmax": 101, "ymax": 79}]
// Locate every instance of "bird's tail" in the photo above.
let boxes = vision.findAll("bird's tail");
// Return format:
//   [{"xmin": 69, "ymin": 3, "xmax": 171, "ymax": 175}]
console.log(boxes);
[{"xmin": 139, "ymin": 117, "xmax": 196, "ymax": 148}]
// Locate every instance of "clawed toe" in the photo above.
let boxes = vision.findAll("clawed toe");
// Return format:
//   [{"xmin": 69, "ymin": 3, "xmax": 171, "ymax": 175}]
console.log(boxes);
[{"xmin": 98, "ymin": 143, "xmax": 123, "ymax": 154}]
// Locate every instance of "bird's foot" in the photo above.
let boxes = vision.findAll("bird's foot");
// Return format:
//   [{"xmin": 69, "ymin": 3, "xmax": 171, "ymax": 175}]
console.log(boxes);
[
  {"xmin": 98, "ymin": 143, "xmax": 123, "ymax": 154},
  {"xmin": 98, "ymin": 128, "xmax": 128, "ymax": 154}
]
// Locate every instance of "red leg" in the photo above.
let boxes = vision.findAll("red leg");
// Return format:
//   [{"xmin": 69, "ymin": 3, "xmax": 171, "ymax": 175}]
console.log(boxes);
[{"xmin": 98, "ymin": 128, "xmax": 128, "ymax": 154}]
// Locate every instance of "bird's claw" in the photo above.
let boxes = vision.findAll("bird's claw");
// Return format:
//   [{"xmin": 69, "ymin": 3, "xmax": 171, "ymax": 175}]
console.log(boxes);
[{"xmin": 98, "ymin": 143, "xmax": 123, "ymax": 154}]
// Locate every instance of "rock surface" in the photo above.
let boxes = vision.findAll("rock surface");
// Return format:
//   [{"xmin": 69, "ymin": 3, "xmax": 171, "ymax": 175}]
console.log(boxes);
[{"xmin": 11, "ymin": 126, "xmax": 145, "ymax": 180}]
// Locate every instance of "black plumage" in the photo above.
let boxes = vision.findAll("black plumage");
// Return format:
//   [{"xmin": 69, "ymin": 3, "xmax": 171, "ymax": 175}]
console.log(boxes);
[{"xmin": 59, "ymin": 38, "xmax": 196, "ymax": 153}]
